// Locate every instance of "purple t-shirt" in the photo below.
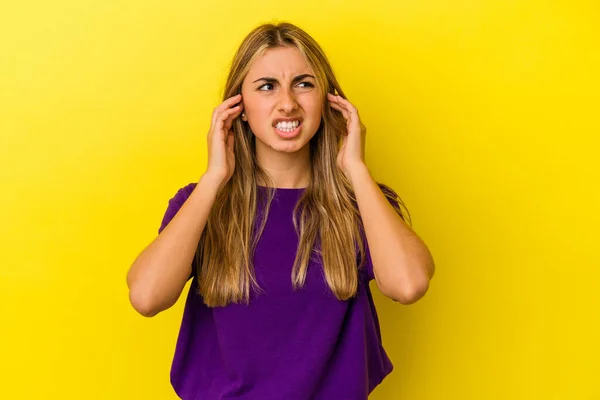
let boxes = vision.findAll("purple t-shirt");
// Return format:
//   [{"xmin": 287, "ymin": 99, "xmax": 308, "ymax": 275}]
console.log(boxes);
[{"xmin": 158, "ymin": 183, "xmax": 396, "ymax": 399}]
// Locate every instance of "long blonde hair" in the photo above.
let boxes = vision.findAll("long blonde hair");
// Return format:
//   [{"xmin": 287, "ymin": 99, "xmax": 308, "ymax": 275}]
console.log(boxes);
[{"xmin": 196, "ymin": 22, "xmax": 410, "ymax": 307}]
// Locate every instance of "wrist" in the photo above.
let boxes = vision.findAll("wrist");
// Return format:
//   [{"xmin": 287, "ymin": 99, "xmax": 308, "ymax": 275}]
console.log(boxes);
[
  {"xmin": 347, "ymin": 162, "xmax": 370, "ymax": 186},
  {"xmin": 200, "ymin": 172, "xmax": 227, "ymax": 193}
]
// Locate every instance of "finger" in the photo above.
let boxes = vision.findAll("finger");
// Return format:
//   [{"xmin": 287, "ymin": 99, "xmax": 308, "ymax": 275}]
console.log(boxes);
[
  {"xmin": 330, "ymin": 103, "xmax": 348, "ymax": 118},
  {"xmin": 218, "ymin": 105, "xmax": 242, "ymax": 123},
  {"xmin": 330, "ymin": 94, "xmax": 359, "ymax": 118},
  {"xmin": 329, "ymin": 102, "xmax": 350, "ymax": 121},
  {"xmin": 212, "ymin": 102, "xmax": 241, "ymax": 132},
  {"xmin": 224, "ymin": 104, "xmax": 243, "ymax": 131},
  {"xmin": 215, "ymin": 106, "xmax": 242, "ymax": 138},
  {"xmin": 327, "ymin": 92, "xmax": 339, "ymax": 101},
  {"xmin": 218, "ymin": 94, "xmax": 243, "ymax": 112},
  {"xmin": 212, "ymin": 94, "xmax": 242, "ymax": 128},
  {"xmin": 333, "ymin": 95, "xmax": 356, "ymax": 111},
  {"xmin": 328, "ymin": 95, "xmax": 352, "ymax": 114},
  {"xmin": 226, "ymin": 132, "xmax": 234, "ymax": 152},
  {"xmin": 327, "ymin": 93, "xmax": 349, "ymax": 104}
]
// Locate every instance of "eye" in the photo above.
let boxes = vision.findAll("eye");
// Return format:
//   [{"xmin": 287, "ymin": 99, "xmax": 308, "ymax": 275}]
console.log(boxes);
[
  {"xmin": 297, "ymin": 81, "xmax": 314, "ymax": 89},
  {"xmin": 258, "ymin": 83, "xmax": 274, "ymax": 91}
]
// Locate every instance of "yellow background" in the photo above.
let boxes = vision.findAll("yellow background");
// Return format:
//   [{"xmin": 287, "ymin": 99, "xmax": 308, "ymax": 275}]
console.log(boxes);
[{"xmin": 1, "ymin": 0, "xmax": 598, "ymax": 399}]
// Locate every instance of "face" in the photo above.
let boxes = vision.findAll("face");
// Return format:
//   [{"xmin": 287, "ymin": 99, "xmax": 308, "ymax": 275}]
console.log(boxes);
[{"xmin": 240, "ymin": 46, "xmax": 323, "ymax": 155}]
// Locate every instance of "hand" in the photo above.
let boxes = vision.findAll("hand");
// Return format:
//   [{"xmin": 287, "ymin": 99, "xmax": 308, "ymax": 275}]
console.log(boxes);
[
  {"xmin": 327, "ymin": 93, "xmax": 367, "ymax": 181},
  {"xmin": 205, "ymin": 94, "xmax": 244, "ymax": 190}
]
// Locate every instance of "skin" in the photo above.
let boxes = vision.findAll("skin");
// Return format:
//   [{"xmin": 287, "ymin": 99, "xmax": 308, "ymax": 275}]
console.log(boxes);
[
  {"xmin": 326, "ymin": 94, "xmax": 435, "ymax": 304},
  {"xmin": 127, "ymin": 45, "xmax": 435, "ymax": 318},
  {"xmin": 128, "ymin": 45, "xmax": 434, "ymax": 318},
  {"xmin": 212, "ymin": 46, "xmax": 435, "ymax": 304},
  {"xmin": 240, "ymin": 46, "xmax": 323, "ymax": 188}
]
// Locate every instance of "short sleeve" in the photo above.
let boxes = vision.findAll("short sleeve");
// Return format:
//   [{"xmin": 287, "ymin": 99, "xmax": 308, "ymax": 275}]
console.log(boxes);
[
  {"xmin": 360, "ymin": 183, "xmax": 403, "ymax": 282},
  {"xmin": 158, "ymin": 182, "xmax": 199, "ymax": 279}
]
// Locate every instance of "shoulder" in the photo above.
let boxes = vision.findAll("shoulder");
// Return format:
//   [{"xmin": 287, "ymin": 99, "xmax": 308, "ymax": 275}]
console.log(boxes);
[{"xmin": 169, "ymin": 182, "xmax": 197, "ymax": 205}]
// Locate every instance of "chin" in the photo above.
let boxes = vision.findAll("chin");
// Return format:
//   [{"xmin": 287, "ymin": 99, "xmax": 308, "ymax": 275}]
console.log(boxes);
[
  {"xmin": 254, "ymin": 131, "xmax": 313, "ymax": 154},
  {"xmin": 269, "ymin": 140, "xmax": 307, "ymax": 153}
]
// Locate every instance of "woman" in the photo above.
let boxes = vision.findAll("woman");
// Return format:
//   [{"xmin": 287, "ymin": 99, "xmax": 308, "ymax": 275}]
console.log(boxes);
[{"xmin": 127, "ymin": 22, "xmax": 435, "ymax": 400}]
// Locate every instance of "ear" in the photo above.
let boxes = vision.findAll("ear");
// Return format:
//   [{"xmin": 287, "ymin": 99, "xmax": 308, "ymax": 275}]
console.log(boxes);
[{"xmin": 241, "ymin": 112, "xmax": 247, "ymax": 121}]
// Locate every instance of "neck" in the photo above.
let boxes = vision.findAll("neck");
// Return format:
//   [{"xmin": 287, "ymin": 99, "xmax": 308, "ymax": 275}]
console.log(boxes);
[{"xmin": 255, "ymin": 144, "xmax": 311, "ymax": 189}]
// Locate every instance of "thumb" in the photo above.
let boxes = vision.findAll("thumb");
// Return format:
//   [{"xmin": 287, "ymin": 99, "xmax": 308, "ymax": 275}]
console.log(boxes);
[{"xmin": 226, "ymin": 132, "xmax": 234, "ymax": 152}]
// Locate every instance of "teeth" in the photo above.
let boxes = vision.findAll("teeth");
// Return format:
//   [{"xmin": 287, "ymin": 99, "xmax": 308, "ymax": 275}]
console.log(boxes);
[{"xmin": 276, "ymin": 120, "xmax": 299, "ymax": 131}]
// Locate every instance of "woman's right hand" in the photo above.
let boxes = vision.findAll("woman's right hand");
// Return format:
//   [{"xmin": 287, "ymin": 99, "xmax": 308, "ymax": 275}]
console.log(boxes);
[{"xmin": 205, "ymin": 94, "xmax": 244, "ymax": 190}]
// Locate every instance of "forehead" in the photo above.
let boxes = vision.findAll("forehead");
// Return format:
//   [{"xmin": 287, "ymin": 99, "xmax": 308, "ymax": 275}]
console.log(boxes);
[{"xmin": 246, "ymin": 46, "xmax": 315, "ymax": 79}]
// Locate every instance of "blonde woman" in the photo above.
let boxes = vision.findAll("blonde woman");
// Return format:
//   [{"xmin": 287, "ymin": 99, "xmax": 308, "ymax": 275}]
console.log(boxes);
[{"xmin": 127, "ymin": 22, "xmax": 435, "ymax": 400}]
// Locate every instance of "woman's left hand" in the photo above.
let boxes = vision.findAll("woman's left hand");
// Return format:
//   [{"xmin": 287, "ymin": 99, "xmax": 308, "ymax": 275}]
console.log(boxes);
[{"xmin": 327, "ymin": 93, "xmax": 367, "ymax": 182}]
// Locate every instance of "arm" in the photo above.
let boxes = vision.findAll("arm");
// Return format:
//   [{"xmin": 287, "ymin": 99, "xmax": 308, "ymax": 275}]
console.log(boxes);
[
  {"xmin": 350, "ymin": 165, "xmax": 435, "ymax": 304},
  {"xmin": 127, "ymin": 93, "xmax": 243, "ymax": 317},
  {"xmin": 327, "ymin": 93, "xmax": 434, "ymax": 305},
  {"xmin": 126, "ymin": 174, "xmax": 221, "ymax": 317}
]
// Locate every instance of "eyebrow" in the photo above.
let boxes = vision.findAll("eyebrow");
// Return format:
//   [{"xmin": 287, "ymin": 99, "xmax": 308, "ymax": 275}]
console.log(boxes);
[{"xmin": 252, "ymin": 74, "xmax": 316, "ymax": 84}]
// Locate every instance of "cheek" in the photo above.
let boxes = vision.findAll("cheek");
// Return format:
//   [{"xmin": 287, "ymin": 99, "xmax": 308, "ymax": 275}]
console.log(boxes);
[
  {"xmin": 244, "ymin": 96, "xmax": 273, "ymax": 122},
  {"xmin": 242, "ymin": 97, "xmax": 271, "ymax": 138},
  {"xmin": 304, "ymin": 100, "xmax": 323, "ymax": 124},
  {"xmin": 302, "ymin": 93, "xmax": 323, "ymax": 120}
]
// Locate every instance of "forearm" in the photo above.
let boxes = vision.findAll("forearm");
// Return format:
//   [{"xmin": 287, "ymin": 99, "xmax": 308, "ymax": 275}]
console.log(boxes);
[
  {"xmin": 126, "ymin": 173, "xmax": 221, "ymax": 317},
  {"xmin": 350, "ymin": 164, "xmax": 435, "ymax": 304}
]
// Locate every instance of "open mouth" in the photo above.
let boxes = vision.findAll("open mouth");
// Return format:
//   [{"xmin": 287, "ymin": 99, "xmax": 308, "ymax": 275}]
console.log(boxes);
[{"xmin": 273, "ymin": 119, "xmax": 302, "ymax": 138}]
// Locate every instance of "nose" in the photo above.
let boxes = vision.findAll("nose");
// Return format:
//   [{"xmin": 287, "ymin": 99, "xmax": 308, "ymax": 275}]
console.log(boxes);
[{"xmin": 277, "ymin": 87, "xmax": 298, "ymax": 114}]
